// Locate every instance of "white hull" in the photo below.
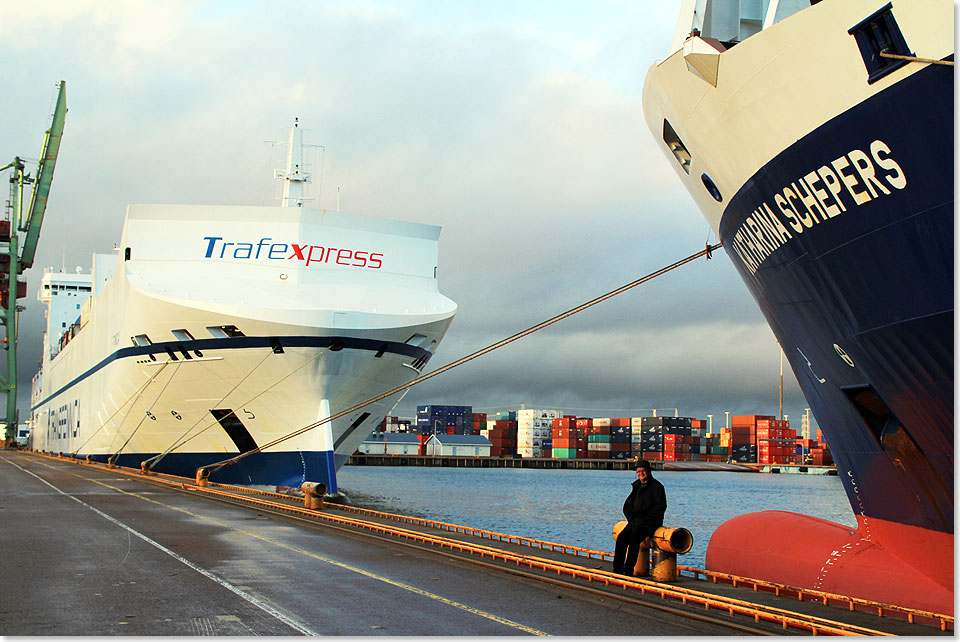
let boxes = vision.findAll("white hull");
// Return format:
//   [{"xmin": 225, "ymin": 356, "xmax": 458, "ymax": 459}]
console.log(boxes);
[{"xmin": 30, "ymin": 203, "xmax": 456, "ymax": 489}]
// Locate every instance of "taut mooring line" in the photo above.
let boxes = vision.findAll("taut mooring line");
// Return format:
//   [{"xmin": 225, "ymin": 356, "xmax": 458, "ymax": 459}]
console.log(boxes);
[{"xmin": 196, "ymin": 242, "xmax": 723, "ymax": 478}]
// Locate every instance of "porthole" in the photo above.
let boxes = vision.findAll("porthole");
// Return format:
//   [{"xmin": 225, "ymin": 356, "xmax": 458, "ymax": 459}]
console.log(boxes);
[{"xmin": 701, "ymin": 173, "xmax": 723, "ymax": 202}]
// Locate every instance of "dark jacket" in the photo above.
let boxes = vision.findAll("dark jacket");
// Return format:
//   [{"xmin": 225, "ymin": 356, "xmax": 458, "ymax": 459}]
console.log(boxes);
[{"xmin": 622, "ymin": 476, "xmax": 667, "ymax": 532}]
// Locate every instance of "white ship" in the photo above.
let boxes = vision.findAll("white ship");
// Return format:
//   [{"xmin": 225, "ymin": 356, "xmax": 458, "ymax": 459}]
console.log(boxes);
[{"xmin": 29, "ymin": 121, "xmax": 457, "ymax": 493}]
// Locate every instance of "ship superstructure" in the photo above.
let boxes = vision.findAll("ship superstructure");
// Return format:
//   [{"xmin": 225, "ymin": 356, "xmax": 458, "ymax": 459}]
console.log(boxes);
[
  {"xmin": 642, "ymin": 0, "xmax": 953, "ymax": 614},
  {"xmin": 29, "ymin": 122, "xmax": 457, "ymax": 494}
]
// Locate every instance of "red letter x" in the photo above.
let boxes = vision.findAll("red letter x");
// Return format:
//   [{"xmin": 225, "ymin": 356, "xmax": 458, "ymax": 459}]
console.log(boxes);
[{"xmin": 288, "ymin": 244, "xmax": 307, "ymax": 260}]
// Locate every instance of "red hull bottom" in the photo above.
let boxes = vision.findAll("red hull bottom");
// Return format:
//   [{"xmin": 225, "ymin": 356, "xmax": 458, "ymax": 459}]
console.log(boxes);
[{"xmin": 705, "ymin": 511, "xmax": 954, "ymax": 616}]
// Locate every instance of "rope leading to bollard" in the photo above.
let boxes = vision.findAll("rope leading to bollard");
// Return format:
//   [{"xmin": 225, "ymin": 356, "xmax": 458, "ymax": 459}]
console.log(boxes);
[
  {"xmin": 878, "ymin": 51, "xmax": 954, "ymax": 66},
  {"xmin": 195, "ymin": 241, "xmax": 724, "ymax": 480}
]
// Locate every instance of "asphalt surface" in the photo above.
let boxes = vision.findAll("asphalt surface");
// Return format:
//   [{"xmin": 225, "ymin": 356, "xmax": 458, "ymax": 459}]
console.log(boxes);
[{"xmin": 0, "ymin": 450, "xmax": 741, "ymax": 636}]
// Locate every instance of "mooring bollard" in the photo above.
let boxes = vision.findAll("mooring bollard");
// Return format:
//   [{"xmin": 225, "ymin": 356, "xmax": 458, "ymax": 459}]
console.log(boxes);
[
  {"xmin": 634, "ymin": 537, "xmax": 654, "ymax": 576},
  {"xmin": 612, "ymin": 521, "xmax": 693, "ymax": 582},
  {"xmin": 302, "ymin": 482, "xmax": 327, "ymax": 510},
  {"xmin": 651, "ymin": 546, "xmax": 678, "ymax": 581},
  {"xmin": 196, "ymin": 468, "xmax": 210, "ymax": 487},
  {"xmin": 140, "ymin": 461, "xmax": 151, "ymax": 475},
  {"xmin": 107, "ymin": 455, "xmax": 117, "ymax": 469}
]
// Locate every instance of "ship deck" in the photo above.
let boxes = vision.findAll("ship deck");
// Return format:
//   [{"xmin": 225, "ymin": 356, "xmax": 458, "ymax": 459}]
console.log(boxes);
[{"xmin": 0, "ymin": 449, "xmax": 949, "ymax": 636}]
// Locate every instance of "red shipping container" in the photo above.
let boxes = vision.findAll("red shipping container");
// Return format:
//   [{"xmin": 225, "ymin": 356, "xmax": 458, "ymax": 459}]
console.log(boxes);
[
  {"xmin": 732, "ymin": 415, "xmax": 776, "ymax": 427},
  {"xmin": 576, "ymin": 418, "xmax": 593, "ymax": 429},
  {"xmin": 589, "ymin": 425, "xmax": 611, "ymax": 436}
]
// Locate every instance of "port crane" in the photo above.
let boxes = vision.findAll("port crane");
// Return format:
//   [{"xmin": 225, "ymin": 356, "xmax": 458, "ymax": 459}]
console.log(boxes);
[{"xmin": 0, "ymin": 81, "xmax": 67, "ymax": 442}]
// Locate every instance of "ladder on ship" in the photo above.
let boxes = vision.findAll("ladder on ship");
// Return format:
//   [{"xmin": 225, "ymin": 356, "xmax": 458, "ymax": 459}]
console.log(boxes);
[{"xmin": 0, "ymin": 81, "xmax": 67, "ymax": 441}]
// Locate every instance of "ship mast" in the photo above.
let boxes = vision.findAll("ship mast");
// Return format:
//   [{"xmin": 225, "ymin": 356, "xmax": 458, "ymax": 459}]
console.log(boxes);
[{"xmin": 279, "ymin": 118, "xmax": 310, "ymax": 208}]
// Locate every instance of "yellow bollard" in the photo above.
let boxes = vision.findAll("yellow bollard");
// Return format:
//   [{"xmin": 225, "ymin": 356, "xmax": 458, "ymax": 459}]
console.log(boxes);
[
  {"xmin": 140, "ymin": 461, "xmax": 151, "ymax": 475},
  {"xmin": 634, "ymin": 537, "xmax": 654, "ymax": 576},
  {"xmin": 651, "ymin": 547, "xmax": 678, "ymax": 582},
  {"xmin": 107, "ymin": 456, "xmax": 117, "ymax": 469},
  {"xmin": 302, "ymin": 482, "xmax": 327, "ymax": 510},
  {"xmin": 612, "ymin": 521, "xmax": 693, "ymax": 582},
  {"xmin": 653, "ymin": 526, "xmax": 693, "ymax": 554},
  {"xmin": 196, "ymin": 468, "xmax": 210, "ymax": 487}
]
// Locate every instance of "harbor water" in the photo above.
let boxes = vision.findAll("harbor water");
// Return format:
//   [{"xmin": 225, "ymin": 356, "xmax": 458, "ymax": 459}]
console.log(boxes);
[{"xmin": 337, "ymin": 466, "xmax": 856, "ymax": 570}]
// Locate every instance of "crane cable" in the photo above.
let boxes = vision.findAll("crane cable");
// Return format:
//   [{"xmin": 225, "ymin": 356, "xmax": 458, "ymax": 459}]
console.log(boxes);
[{"xmin": 196, "ymin": 242, "xmax": 723, "ymax": 479}]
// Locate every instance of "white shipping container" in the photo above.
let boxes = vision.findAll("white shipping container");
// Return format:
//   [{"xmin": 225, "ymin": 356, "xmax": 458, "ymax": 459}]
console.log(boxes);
[
  {"xmin": 519, "ymin": 408, "xmax": 562, "ymax": 420},
  {"xmin": 587, "ymin": 442, "xmax": 612, "ymax": 451},
  {"xmin": 593, "ymin": 418, "xmax": 611, "ymax": 427}
]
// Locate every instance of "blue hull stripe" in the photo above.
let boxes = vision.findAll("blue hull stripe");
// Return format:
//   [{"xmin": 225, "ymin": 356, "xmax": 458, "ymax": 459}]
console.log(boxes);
[
  {"xmin": 32, "ymin": 334, "xmax": 431, "ymax": 411},
  {"xmin": 73, "ymin": 449, "xmax": 338, "ymax": 489}
]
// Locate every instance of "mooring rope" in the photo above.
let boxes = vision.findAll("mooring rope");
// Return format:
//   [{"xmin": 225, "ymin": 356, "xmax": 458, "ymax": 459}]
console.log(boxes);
[
  {"xmin": 196, "ymin": 242, "xmax": 723, "ymax": 479},
  {"xmin": 144, "ymin": 349, "xmax": 275, "ymax": 468},
  {"xmin": 142, "ymin": 347, "xmax": 329, "ymax": 470},
  {"xmin": 92, "ymin": 363, "xmax": 170, "ymax": 457},
  {"xmin": 879, "ymin": 51, "xmax": 954, "ymax": 66},
  {"xmin": 111, "ymin": 360, "xmax": 183, "ymax": 461}
]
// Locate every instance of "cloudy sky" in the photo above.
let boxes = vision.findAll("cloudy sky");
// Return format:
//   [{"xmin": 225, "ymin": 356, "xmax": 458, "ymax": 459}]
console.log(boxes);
[{"xmin": 1, "ymin": 1, "xmax": 816, "ymax": 432}]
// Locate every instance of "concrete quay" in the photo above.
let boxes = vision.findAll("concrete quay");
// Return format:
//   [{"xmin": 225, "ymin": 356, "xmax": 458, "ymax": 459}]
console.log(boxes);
[
  {"xmin": 0, "ymin": 450, "xmax": 740, "ymax": 636},
  {"xmin": 0, "ymin": 450, "xmax": 938, "ymax": 636}
]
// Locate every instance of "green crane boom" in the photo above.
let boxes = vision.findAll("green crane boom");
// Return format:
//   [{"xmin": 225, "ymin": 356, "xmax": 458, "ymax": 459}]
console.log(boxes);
[{"xmin": 20, "ymin": 81, "xmax": 67, "ymax": 272}]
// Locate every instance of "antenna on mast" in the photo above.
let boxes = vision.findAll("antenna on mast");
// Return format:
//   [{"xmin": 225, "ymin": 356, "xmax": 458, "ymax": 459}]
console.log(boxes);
[{"xmin": 275, "ymin": 118, "xmax": 310, "ymax": 207}]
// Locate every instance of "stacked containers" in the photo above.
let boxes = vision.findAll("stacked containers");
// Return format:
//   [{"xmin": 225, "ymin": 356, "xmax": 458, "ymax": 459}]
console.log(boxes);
[
  {"xmin": 610, "ymin": 418, "xmax": 632, "ymax": 460},
  {"xmin": 551, "ymin": 416, "xmax": 584, "ymax": 459},
  {"xmin": 472, "ymin": 413, "xmax": 487, "ymax": 435},
  {"xmin": 636, "ymin": 416, "xmax": 665, "ymax": 460},
  {"xmin": 517, "ymin": 408, "xmax": 561, "ymax": 458},
  {"xmin": 586, "ymin": 417, "xmax": 611, "ymax": 459},
  {"xmin": 640, "ymin": 416, "xmax": 694, "ymax": 461},
  {"xmin": 809, "ymin": 428, "xmax": 832, "ymax": 465},
  {"xmin": 378, "ymin": 415, "xmax": 413, "ymax": 433},
  {"xmin": 700, "ymin": 433, "xmax": 728, "ymax": 461},
  {"xmin": 756, "ymin": 418, "xmax": 798, "ymax": 464},
  {"xmin": 795, "ymin": 437, "xmax": 816, "ymax": 460},
  {"xmin": 809, "ymin": 446, "xmax": 833, "ymax": 466},
  {"xmin": 482, "ymin": 411, "xmax": 517, "ymax": 457},
  {"xmin": 415, "ymin": 405, "xmax": 474, "ymax": 435},
  {"xmin": 728, "ymin": 414, "xmax": 771, "ymax": 462}
]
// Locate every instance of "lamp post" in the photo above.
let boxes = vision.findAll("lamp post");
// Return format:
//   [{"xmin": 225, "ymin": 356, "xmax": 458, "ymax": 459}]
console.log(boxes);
[
  {"xmin": 724, "ymin": 411, "xmax": 730, "ymax": 430},
  {"xmin": 707, "ymin": 414, "xmax": 713, "ymax": 433}
]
